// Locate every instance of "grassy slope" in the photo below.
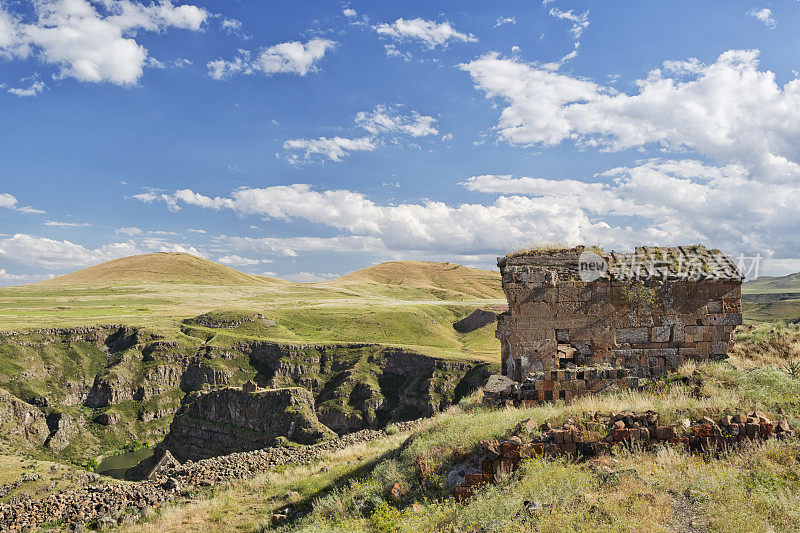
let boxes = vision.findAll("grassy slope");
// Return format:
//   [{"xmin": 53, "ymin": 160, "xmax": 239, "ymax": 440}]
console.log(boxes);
[
  {"xmin": 128, "ymin": 326, "xmax": 800, "ymax": 532},
  {"xmin": 39, "ymin": 252, "xmax": 282, "ymax": 287},
  {"xmin": 0, "ymin": 254, "xmax": 503, "ymax": 361},
  {"xmin": 743, "ymin": 272, "xmax": 800, "ymax": 323}
]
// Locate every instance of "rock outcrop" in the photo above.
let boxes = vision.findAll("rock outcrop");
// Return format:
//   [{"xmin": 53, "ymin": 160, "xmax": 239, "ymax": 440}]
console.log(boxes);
[
  {"xmin": 453, "ymin": 309, "xmax": 497, "ymax": 333},
  {"xmin": 244, "ymin": 342, "xmax": 491, "ymax": 435},
  {"xmin": 160, "ymin": 387, "xmax": 336, "ymax": 461},
  {"xmin": 0, "ymin": 389, "xmax": 48, "ymax": 448}
]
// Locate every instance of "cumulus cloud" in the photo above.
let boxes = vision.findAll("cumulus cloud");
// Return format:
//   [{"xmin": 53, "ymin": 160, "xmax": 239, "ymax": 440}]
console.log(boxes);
[
  {"xmin": 748, "ymin": 8, "xmax": 776, "ymax": 28},
  {"xmin": 115, "ymin": 226, "xmax": 143, "ymax": 236},
  {"xmin": 134, "ymin": 184, "xmax": 621, "ymax": 256},
  {"xmin": 282, "ymin": 136, "xmax": 376, "ymax": 163},
  {"xmin": 375, "ymin": 18, "xmax": 476, "ymax": 48},
  {"xmin": 461, "ymin": 49, "xmax": 800, "ymax": 184},
  {"xmin": 8, "ymin": 80, "xmax": 45, "ymax": 97},
  {"xmin": 0, "ymin": 233, "xmax": 138, "ymax": 269},
  {"xmin": 283, "ymin": 105, "xmax": 438, "ymax": 163},
  {"xmin": 0, "ymin": 194, "xmax": 18, "ymax": 209},
  {"xmin": 0, "ymin": 0, "xmax": 207, "ymax": 85},
  {"xmin": 463, "ymin": 158, "xmax": 800, "ymax": 259},
  {"xmin": 342, "ymin": 8, "xmax": 357, "ymax": 18},
  {"xmin": 355, "ymin": 105, "xmax": 438, "ymax": 137},
  {"xmin": 216, "ymin": 254, "xmax": 261, "ymax": 266},
  {"xmin": 0, "ymin": 193, "xmax": 43, "ymax": 214},
  {"xmin": 207, "ymin": 38, "xmax": 335, "ymax": 80}
]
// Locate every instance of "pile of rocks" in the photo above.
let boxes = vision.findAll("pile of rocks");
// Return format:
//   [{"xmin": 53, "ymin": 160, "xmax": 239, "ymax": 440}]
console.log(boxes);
[
  {"xmin": 449, "ymin": 411, "xmax": 795, "ymax": 500},
  {"xmin": 0, "ymin": 421, "xmax": 420, "ymax": 531},
  {"xmin": 483, "ymin": 370, "xmax": 648, "ymax": 408}
]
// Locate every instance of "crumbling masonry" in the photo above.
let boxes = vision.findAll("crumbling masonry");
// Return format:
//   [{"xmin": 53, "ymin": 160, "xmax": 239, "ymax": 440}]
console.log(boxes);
[{"xmin": 494, "ymin": 246, "xmax": 743, "ymax": 404}]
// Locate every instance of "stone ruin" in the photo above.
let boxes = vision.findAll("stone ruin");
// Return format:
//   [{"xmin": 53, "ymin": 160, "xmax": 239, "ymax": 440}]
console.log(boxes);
[{"xmin": 491, "ymin": 246, "xmax": 743, "ymax": 405}]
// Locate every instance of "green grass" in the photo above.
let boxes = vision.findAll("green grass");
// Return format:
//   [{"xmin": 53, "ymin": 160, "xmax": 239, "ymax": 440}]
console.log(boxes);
[{"xmin": 121, "ymin": 348, "xmax": 800, "ymax": 533}]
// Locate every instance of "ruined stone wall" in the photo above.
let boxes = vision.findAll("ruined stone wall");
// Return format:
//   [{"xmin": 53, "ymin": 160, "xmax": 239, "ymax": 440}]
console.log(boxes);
[{"xmin": 496, "ymin": 248, "xmax": 742, "ymax": 383}]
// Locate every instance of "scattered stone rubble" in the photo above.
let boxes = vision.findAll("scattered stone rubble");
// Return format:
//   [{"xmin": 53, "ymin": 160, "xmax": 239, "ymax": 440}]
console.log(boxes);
[
  {"xmin": 447, "ymin": 411, "xmax": 796, "ymax": 500},
  {"xmin": 0, "ymin": 421, "xmax": 420, "ymax": 531},
  {"xmin": 494, "ymin": 246, "xmax": 743, "ymax": 405}
]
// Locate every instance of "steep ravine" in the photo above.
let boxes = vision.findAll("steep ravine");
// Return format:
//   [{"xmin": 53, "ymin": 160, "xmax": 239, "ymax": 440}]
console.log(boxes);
[{"xmin": 0, "ymin": 325, "xmax": 493, "ymax": 464}]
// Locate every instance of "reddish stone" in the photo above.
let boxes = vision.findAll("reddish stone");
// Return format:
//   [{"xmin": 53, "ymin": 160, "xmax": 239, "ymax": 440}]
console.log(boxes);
[{"xmin": 453, "ymin": 485, "xmax": 474, "ymax": 501}]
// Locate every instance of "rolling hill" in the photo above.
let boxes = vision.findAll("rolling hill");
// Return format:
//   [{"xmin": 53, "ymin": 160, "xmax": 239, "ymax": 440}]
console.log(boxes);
[
  {"xmin": 37, "ymin": 252, "xmax": 281, "ymax": 287},
  {"xmin": 318, "ymin": 261, "xmax": 503, "ymax": 299},
  {"xmin": 742, "ymin": 272, "xmax": 800, "ymax": 323},
  {"xmin": 743, "ymin": 272, "xmax": 800, "ymax": 294}
]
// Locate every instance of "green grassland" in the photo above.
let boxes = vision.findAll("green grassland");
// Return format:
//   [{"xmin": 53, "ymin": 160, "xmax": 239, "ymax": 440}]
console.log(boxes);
[
  {"xmin": 0, "ymin": 254, "xmax": 504, "ymax": 361},
  {"xmin": 743, "ymin": 272, "xmax": 800, "ymax": 324}
]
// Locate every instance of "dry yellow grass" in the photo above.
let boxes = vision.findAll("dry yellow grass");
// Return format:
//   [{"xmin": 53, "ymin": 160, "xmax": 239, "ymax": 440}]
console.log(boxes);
[
  {"xmin": 319, "ymin": 260, "xmax": 502, "ymax": 299},
  {"xmin": 37, "ymin": 252, "xmax": 282, "ymax": 287}
]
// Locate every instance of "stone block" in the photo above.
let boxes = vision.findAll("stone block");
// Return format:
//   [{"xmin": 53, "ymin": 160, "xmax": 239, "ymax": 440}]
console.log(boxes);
[
  {"xmin": 706, "ymin": 299, "xmax": 723, "ymax": 313},
  {"xmin": 616, "ymin": 328, "xmax": 650, "ymax": 345},
  {"xmin": 651, "ymin": 326, "xmax": 671, "ymax": 343}
]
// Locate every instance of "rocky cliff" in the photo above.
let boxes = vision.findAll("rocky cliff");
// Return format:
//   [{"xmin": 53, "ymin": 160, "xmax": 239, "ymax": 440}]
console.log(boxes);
[
  {"xmin": 244, "ymin": 342, "xmax": 492, "ymax": 434},
  {"xmin": 0, "ymin": 324, "xmax": 492, "ymax": 463},
  {"xmin": 159, "ymin": 387, "xmax": 336, "ymax": 461}
]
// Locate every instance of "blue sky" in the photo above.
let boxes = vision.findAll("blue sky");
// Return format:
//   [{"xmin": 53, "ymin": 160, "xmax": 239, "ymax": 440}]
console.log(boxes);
[{"xmin": 2, "ymin": 0, "xmax": 800, "ymax": 284}]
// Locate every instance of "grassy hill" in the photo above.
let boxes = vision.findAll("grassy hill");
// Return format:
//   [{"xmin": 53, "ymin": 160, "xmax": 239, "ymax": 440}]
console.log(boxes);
[
  {"xmin": 38, "ymin": 252, "xmax": 280, "ymax": 287},
  {"xmin": 0, "ymin": 254, "xmax": 505, "ymax": 361},
  {"xmin": 743, "ymin": 272, "xmax": 800, "ymax": 294},
  {"xmin": 743, "ymin": 272, "xmax": 800, "ymax": 323},
  {"xmin": 320, "ymin": 261, "xmax": 502, "ymax": 300}
]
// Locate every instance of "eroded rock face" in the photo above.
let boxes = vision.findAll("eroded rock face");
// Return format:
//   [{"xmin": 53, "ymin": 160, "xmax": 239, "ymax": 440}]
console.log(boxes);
[
  {"xmin": 245, "ymin": 342, "xmax": 491, "ymax": 435},
  {"xmin": 160, "ymin": 387, "xmax": 337, "ymax": 461},
  {"xmin": 180, "ymin": 362, "xmax": 231, "ymax": 392},
  {"xmin": 45, "ymin": 412, "xmax": 79, "ymax": 452},
  {"xmin": 0, "ymin": 389, "xmax": 48, "ymax": 448}
]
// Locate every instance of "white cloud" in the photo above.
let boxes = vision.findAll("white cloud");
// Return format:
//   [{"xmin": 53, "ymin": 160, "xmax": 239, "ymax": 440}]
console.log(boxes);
[
  {"xmin": 0, "ymin": 233, "xmax": 139, "ymax": 269},
  {"xmin": 282, "ymin": 136, "xmax": 376, "ymax": 163},
  {"xmin": 207, "ymin": 38, "xmax": 335, "ymax": 80},
  {"xmin": 115, "ymin": 226, "xmax": 143, "ymax": 236},
  {"xmin": 384, "ymin": 44, "xmax": 411, "ymax": 62},
  {"xmin": 494, "ymin": 17, "xmax": 517, "ymax": 28},
  {"xmin": 283, "ymin": 105, "xmax": 438, "ymax": 163},
  {"xmin": 8, "ymin": 80, "xmax": 45, "ymax": 97},
  {"xmin": 136, "ymin": 184, "xmax": 616, "ymax": 256},
  {"xmin": 216, "ymin": 254, "xmax": 261, "ymax": 266},
  {"xmin": 0, "ymin": 193, "xmax": 43, "ymax": 214},
  {"xmin": 281, "ymin": 272, "xmax": 339, "ymax": 283},
  {"xmin": 548, "ymin": 7, "xmax": 589, "ymax": 38},
  {"xmin": 461, "ymin": 49, "xmax": 800, "ymax": 184},
  {"xmin": 462, "ymin": 158, "xmax": 800, "ymax": 259},
  {"xmin": 342, "ymin": 8, "xmax": 357, "ymax": 18},
  {"xmin": 0, "ymin": 194, "xmax": 17, "ymax": 209},
  {"xmin": 0, "ymin": 0, "xmax": 207, "ymax": 85},
  {"xmin": 355, "ymin": 105, "xmax": 438, "ymax": 137},
  {"xmin": 187, "ymin": 228, "xmax": 206, "ymax": 234},
  {"xmin": 748, "ymin": 8, "xmax": 776, "ymax": 28},
  {"xmin": 212, "ymin": 235, "xmax": 385, "ymax": 257},
  {"xmin": 133, "ymin": 190, "xmax": 180, "ymax": 210},
  {"xmin": 220, "ymin": 17, "xmax": 242, "ymax": 35},
  {"xmin": 44, "ymin": 220, "xmax": 90, "ymax": 227},
  {"xmin": 375, "ymin": 18, "xmax": 477, "ymax": 48}
]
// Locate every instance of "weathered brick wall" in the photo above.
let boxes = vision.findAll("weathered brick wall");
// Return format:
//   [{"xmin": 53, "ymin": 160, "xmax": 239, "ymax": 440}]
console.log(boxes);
[{"xmin": 496, "ymin": 247, "xmax": 742, "ymax": 382}]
